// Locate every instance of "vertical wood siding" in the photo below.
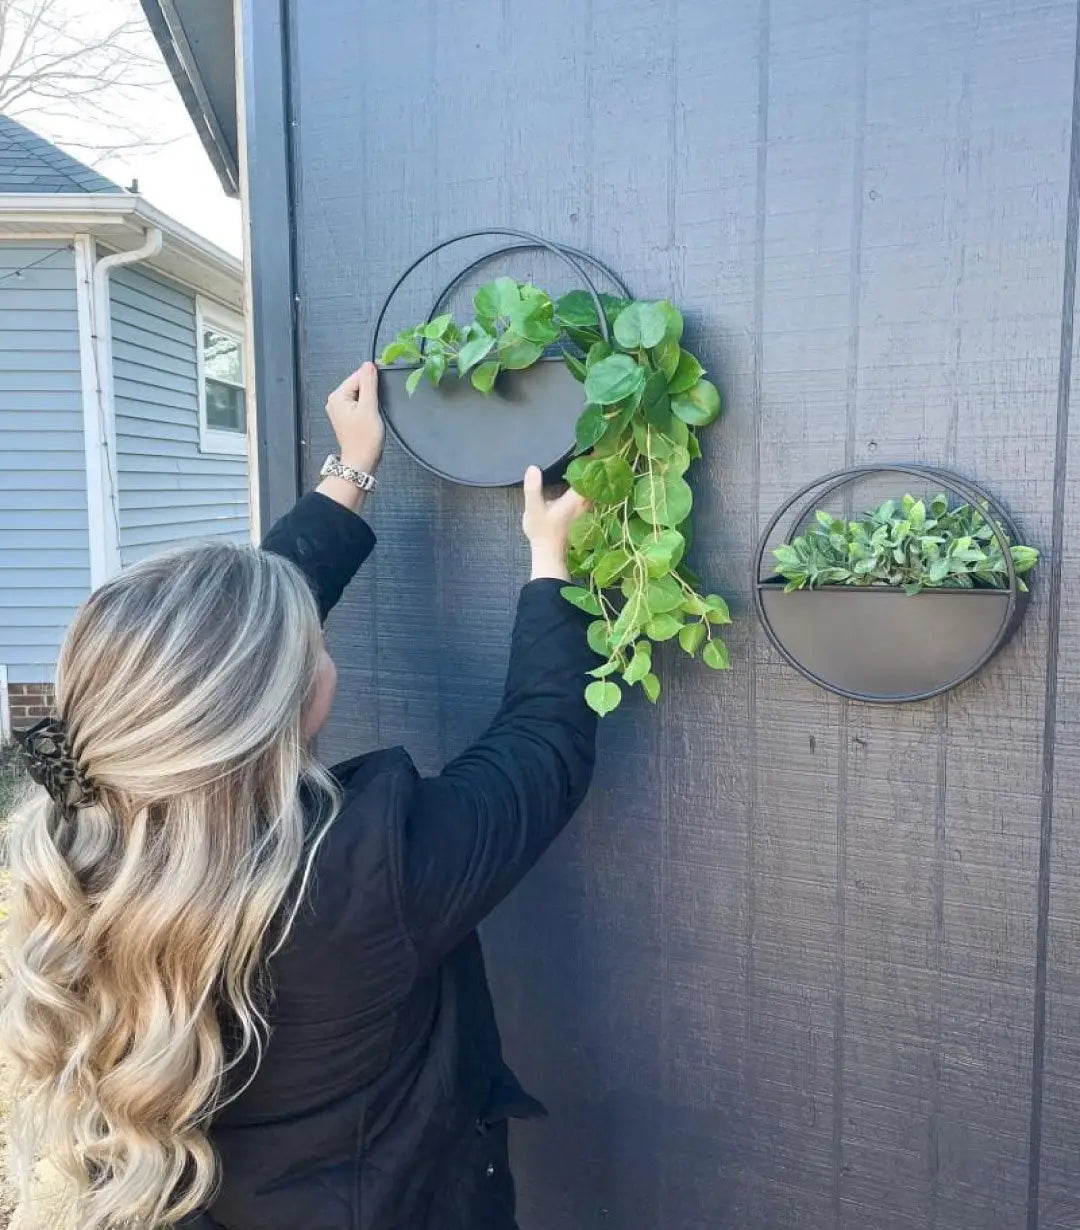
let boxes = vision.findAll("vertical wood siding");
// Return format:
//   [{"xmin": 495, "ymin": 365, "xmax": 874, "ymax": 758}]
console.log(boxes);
[
  {"xmin": 277, "ymin": 0, "xmax": 1080, "ymax": 1224},
  {"xmin": 0, "ymin": 242, "xmax": 88, "ymax": 685},
  {"xmin": 110, "ymin": 263, "xmax": 249, "ymax": 564}
]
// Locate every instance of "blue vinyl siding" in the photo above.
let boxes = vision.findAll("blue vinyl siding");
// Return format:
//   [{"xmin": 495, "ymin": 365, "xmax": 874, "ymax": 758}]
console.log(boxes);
[
  {"xmin": 0, "ymin": 243, "xmax": 88, "ymax": 685},
  {"xmin": 110, "ymin": 265, "xmax": 249, "ymax": 565}
]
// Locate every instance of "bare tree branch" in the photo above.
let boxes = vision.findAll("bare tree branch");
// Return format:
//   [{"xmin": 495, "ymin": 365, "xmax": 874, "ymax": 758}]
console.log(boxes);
[{"xmin": 0, "ymin": 0, "xmax": 184, "ymax": 159}]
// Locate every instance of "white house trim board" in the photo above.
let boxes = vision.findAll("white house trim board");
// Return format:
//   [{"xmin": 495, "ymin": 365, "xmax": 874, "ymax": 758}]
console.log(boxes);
[
  {"xmin": 196, "ymin": 296, "xmax": 249, "ymax": 457},
  {"xmin": 74, "ymin": 234, "xmax": 119, "ymax": 588},
  {"xmin": 0, "ymin": 194, "xmax": 243, "ymax": 313},
  {"xmin": 0, "ymin": 665, "xmax": 10, "ymax": 744},
  {"xmin": 73, "ymin": 227, "xmax": 166, "ymax": 587}
]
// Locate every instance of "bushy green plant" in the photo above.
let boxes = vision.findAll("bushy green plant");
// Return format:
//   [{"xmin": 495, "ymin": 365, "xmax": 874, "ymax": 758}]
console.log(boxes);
[
  {"xmin": 772, "ymin": 492, "xmax": 1038, "ymax": 595},
  {"xmin": 380, "ymin": 278, "xmax": 730, "ymax": 715}
]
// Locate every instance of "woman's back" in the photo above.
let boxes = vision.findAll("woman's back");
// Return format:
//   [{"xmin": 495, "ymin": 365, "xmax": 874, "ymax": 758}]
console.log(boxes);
[{"xmin": 5, "ymin": 365, "xmax": 598, "ymax": 1230}]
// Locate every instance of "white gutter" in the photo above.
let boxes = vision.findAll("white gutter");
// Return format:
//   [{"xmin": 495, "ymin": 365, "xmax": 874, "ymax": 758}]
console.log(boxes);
[
  {"xmin": 0, "ymin": 194, "xmax": 240, "ymax": 273},
  {"xmin": 0, "ymin": 194, "xmax": 243, "ymax": 312},
  {"xmin": 75, "ymin": 227, "xmax": 164, "ymax": 585}
]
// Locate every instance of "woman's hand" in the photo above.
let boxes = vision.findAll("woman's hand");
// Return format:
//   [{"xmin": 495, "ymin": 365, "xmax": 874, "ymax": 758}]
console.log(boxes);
[
  {"xmin": 326, "ymin": 362, "xmax": 384, "ymax": 474},
  {"xmin": 522, "ymin": 465, "xmax": 589, "ymax": 581},
  {"xmin": 318, "ymin": 363, "xmax": 384, "ymax": 513}
]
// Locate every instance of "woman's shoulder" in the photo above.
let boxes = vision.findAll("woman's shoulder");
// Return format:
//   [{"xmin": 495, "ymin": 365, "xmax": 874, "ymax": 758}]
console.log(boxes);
[
  {"xmin": 330, "ymin": 745, "xmax": 417, "ymax": 793},
  {"xmin": 290, "ymin": 747, "xmax": 420, "ymax": 951}
]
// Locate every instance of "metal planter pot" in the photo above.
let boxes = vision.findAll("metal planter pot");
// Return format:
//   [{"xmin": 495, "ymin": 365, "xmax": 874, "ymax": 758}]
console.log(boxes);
[
  {"xmin": 753, "ymin": 464, "xmax": 1032, "ymax": 704},
  {"xmin": 371, "ymin": 228, "xmax": 632, "ymax": 488},
  {"xmin": 377, "ymin": 358, "xmax": 583, "ymax": 488}
]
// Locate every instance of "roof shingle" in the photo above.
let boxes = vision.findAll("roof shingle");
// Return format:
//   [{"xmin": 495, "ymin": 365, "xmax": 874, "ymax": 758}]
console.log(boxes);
[{"xmin": 0, "ymin": 114, "xmax": 122, "ymax": 194}]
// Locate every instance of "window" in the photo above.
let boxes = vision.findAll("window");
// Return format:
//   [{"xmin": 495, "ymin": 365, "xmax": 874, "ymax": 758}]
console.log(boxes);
[{"xmin": 197, "ymin": 299, "xmax": 247, "ymax": 455}]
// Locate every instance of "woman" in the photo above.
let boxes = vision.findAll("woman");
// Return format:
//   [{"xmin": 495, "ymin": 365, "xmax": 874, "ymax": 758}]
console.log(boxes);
[{"xmin": 3, "ymin": 362, "xmax": 597, "ymax": 1230}]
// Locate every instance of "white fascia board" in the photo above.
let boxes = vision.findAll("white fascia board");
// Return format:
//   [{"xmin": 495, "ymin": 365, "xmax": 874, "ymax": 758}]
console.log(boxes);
[{"xmin": 0, "ymin": 194, "xmax": 243, "ymax": 312}]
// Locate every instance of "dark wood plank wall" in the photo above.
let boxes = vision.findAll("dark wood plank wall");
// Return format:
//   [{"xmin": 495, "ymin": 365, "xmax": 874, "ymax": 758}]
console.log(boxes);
[{"xmin": 275, "ymin": 0, "xmax": 1080, "ymax": 1223}]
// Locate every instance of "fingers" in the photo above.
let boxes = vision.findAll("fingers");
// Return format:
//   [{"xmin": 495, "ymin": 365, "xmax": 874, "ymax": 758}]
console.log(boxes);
[
  {"xmin": 331, "ymin": 361, "xmax": 378, "ymax": 404},
  {"xmin": 552, "ymin": 485, "xmax": 588, "ymax": 514},
  {"xmin": 357, "ymin": 361, "xmax": 379, "ymax": 410},
  {"xmin": 523, "ymin": 465, "xmax": 544, "ymax": 516}
]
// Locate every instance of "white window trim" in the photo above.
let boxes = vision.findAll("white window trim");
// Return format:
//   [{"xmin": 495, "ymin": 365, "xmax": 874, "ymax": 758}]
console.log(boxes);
[{"xmin": 196, "ymin": 296, "xmax": 248, "ymax": 457}]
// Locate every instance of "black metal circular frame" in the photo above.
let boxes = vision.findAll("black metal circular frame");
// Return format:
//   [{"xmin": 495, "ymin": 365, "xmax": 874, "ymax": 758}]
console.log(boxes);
[
  {"xmin": 370, "ymin": 228, "xmax": 632, "ymax": 362},
  {"xmin": 369, "ymin": 228, "xmax": 634, "ymax": 487},
  {"xmin": 752, "ymin": 463, "xmax": 1029, "ymax": 704}
]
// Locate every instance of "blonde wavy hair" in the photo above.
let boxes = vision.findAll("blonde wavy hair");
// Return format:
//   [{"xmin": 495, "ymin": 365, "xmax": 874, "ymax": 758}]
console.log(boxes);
[{"xmin": 1, "ymin": 542, "xmax": 341, "ymax": 1228}]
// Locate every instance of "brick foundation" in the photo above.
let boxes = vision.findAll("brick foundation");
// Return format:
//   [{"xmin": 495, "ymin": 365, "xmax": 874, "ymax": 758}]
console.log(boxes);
[{"xmin": 7, "ymin": 683, "xmax": 55, "ymax": 731}]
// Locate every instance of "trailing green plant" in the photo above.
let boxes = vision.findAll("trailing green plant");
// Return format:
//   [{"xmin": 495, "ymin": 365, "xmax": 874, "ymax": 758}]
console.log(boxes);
[
  {"xmin": 772, "ymin": 492, "xmax": 1039, "ymax": 595},
  {"xmin": 379, "ymin": 277, "xmax": 730, "ymax": 715}
]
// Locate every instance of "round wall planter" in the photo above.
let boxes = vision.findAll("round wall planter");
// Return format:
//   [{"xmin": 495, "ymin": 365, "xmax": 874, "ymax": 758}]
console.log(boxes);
[
  {"xmin": 753, "ymin": 464, "xmax": 1031, "ymax": 703},
  {"xmin": 371, "ymin": 228, "xmax": 632, "ymax": 487}
]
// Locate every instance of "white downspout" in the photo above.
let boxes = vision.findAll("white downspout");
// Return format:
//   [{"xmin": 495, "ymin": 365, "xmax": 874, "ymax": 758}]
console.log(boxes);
[{"xmin": 82, "ymin": 227, "xmax": 164, "ymax": 583}]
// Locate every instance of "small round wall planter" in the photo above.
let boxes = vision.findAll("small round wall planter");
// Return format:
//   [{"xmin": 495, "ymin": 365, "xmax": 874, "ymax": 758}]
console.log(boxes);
[
  {"xmin": 371, "ymin": 228, "xmax": 632, "ymax": 487},
  {"xmin": 753, "ymin": 464, "xmax": 1032, "ymax": 703}
]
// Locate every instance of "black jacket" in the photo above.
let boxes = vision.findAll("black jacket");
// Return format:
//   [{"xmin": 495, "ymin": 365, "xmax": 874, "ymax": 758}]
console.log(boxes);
[{"xmin": 189, "ymin": 493, "xmax": 598, "ymax": 1230}]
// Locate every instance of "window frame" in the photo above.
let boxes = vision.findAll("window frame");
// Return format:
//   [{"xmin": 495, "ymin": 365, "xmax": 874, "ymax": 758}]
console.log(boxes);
[{"xmin": 196, "ymin": 297, "xmax": 248, "ymax": 457}]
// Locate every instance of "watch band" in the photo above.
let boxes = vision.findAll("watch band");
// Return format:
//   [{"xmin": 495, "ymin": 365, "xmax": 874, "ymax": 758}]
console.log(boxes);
[{"xmin": 321, "ymin": 454, "xmax": 378, "ymax": 492}]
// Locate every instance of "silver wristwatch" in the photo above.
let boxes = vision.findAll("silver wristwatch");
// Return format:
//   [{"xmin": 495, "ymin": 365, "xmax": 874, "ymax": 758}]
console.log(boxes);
[{"xmin": 320, "ymin": 454, "xmax": 378, "ymax": 492}]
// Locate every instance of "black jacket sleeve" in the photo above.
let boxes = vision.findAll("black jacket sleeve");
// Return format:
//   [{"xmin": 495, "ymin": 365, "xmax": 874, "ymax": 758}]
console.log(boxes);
[
  {"xmin": 398, "ymin": 579, "xmax": 600, "ymax": 969},
  {"xmin": 261, "ymin": 492, "xmax": 376, "ymax": 622}
]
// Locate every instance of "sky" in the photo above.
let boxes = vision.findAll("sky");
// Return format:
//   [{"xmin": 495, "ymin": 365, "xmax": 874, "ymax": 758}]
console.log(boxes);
[{"xmin": 5, "ymin": 0, "xmax": 242, "ymax": 255}]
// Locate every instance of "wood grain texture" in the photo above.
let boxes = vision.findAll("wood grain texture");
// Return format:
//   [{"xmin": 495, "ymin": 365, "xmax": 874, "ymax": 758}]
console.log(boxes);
[{"xmin": 268, "ymin": 0, "xmax": 1080, "ymax": 1223}]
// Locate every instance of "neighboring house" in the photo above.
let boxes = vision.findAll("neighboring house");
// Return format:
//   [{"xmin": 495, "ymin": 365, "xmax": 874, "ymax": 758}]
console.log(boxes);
[{"xmin": 0, "ymin": 115, "xmax": 249, "ymax": 735}]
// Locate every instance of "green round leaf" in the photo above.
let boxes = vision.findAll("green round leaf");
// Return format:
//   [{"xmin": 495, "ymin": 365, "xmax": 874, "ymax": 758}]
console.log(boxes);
[
  {"xmin": 623, "ymin": 642, "xmax": 652, "ymax": 685},
  {"xmin": 554, "ymin": 289, "xmax": 600, "ymax": 329},
  {"xmin": 652, "ymin": 337, "xmax": 681, "ymax": 380},
  {"xmin": 497, "ymin": 332, "xmax": 544, "ymax": 370},
  {"xmin": 703, "ymin": 639, "xmax": 731, "ymax": 670},
  {"xmin": 587, "ymin": 620, "xmax": 611, "ymax": 656},
  {"xmin": 563, "ymin": 350, "xmax": 588, "ymax": 382},
  {"xmin": 420, "ymin": 312, "xmax": 454, "ymax": 340},
  {"xmin": 585, "ymin": 354, "xmax": 647, "ymax": 406},
  {"xmin": 493, "ymin": 277, "xmax": 522, "ymax": 315},
  {"xmin": 586, "ymin": 340, "xmax": 613, "ymax": 369},
  {"xmin": 473, "ymin": 281, "xmax": 500, "ymax": 323},
  {"xmin": 511, "ymin": 300, "xmax": 560, "ymax": 345},
  {"xmin": 667, "ymin": 349, "xmax": 706, "ymax": 395},
  {"xmin": 613, "ymin": 300, "xmax": 669, "ymax": 350},
  {"xmin": 575, "ymin": 404, "xmax": 608, "ymax": 452},
  {"xmin": 662, "ymin": 445, "xmax": 692, "ymax": 476},
  {"xmin": 594, "ymin": 547, "xmax": 632, "ymax": 587},
  {"xmin": 641, "ymin": 529, "xmax": 686, "ymax": 577},
  {"xmin": 569, "ymin": 512, "xmax": 605, "ymax": 553},
  {"xmin": 610, "ymin": 587, "xmax": 649, "ymax": 650},
  {"xmin": 456, "ymin": 332, "xmax": 496, "ymax": 376},
  {"xmin": 633, "ymin": 472, "xmax": 694, "ymax": 528},
  {"xmin": 642, "ymin": 673, "xmax": 662, "ymax": 703},
  {"xmin": 645, "ymin": 613, "xmax": 683, "ymax": 641},
  {"xmin": 561, "ymin": 586, "xmax": 603, "ymax": 617},
  {"xmin": 380, "ymin": 338, "xmax": 422, "ymax": 365},
  {"xmin": 405, "ymin": 366, "xmax": 425, "ymax": 395},
  {"xmin": 679, "ymin": 621, "xmax": 707, "ymax": 656},
  {"xmin": 424, "ymin": 349, "xmax": 447, "ymax": 384},
  {"xmin": 567, "ymin": 456, "xmax": 635, "ymax": 505},
  {"xmin": 585, "ymin": 680, "xmax": 623, "ymax": 716},
  {"xmin": 634, "ymin": 419, "xmax": 674, "ymax": 459},
  {"xmin": 646, "ymin": 576, "xmax": 684, "ymax": 614},
  {"xmin": 600, "ymin": 293, "xmax": 631, "ymax": 326},
  {"xmin": 660, "ymin": 302, "xmax": 684, "ymax": 343},
  {"xmin": 470, "ymin": 361, "xmax": 500, "ymax": 393},
  {"xmin": 667, "ymin": 417, "xmax": 690, "ymax": 446},
  {"xmin": 672, "ymin": 378, "xmax": 722, "ymax": 427},
  {"xmin": 705, "ymin": 594, "xmax": 732, "ymax": 625},
  {"xmin": 589, "ymin": 659, "xmax": 621, "ymax": 679},
  {"xmin": 592, "ymin": 420, "xmax": 632, "ymax": 457}
]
